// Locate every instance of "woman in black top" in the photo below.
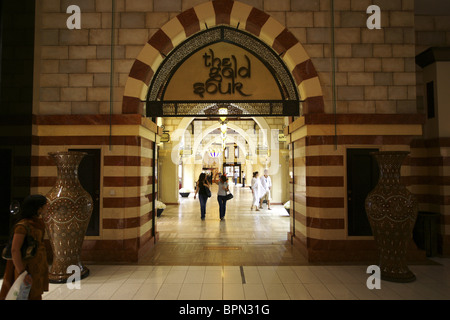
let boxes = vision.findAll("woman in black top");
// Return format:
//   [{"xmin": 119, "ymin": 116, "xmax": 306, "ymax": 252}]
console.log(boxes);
[{"xmin": 194, "ymin": 173, "xmax": 211, "ymax": 220}]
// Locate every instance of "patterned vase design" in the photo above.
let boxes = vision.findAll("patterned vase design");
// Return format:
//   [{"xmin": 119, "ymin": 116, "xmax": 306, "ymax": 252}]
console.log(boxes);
[
  {"xmin": 365, "ymin": 151, "xmax": 418, "ymax": 283},
  {"xmin": 43, "ymin": 152, "xmax": 93, "ymax": 283}
]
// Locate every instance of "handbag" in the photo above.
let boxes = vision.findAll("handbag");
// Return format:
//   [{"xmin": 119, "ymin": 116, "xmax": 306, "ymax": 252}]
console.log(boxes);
[
  {"xmin": 205, "ymin": 187, "xmax": 211, "ymax": 198},
  {"xmin": 2, "ymin": 222, "xmax": 38, "ymax": 261},
  {"xmin": 224, "ymin": 192, "xmax": 233, "ymax": 201}
]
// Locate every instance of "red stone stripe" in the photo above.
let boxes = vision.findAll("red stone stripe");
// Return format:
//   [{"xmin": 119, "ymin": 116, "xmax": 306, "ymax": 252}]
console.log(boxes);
[
  {"xmin": 305, "ymin": 155, "xmax": 343, "ymax": 166},
  {"xmin": 272, "ymin": 29, "xmax": 299, "ymax": 55},
  {"xmin": 307, "ymin": 217, "xmax": 345, "ymax": 229},
  {"xmin": 122, "ymin": 96, "xmax": 144, "ymax": 115},
  {"xmin": 303, "ymin": 96, "xmax": 325, "ymax": 114},
  {"xmin": 306, "ymin": 196, "xmax": 345, "ymax": 208},
  {"xmin": 305, "ymin": 135, "xmax": 417, "ymax": 146},
  {"xmin": 104, "ymin": 156, "xmax": 142, "ymax": 167},
  {"xmin": 36, "ymin": 136, "xmax": 141, "ymax": 146},
  {"xmin": 212, "ymin": 0, "xmax": 234, "ymax": 25},
  {"xmin": 103, "ymin": 197, "xmax": 141, "ymax": 208},
  {"xmin": 103, "ymin": 177, "xmax": 142, "ymax": 187},
  {"xmin": 34, "ymin": 114, "xmax": 143, "ymax": 126},
  {"xmin": 30, "ymin": 177, "xmax": 56, "ymax": 187},
  {"xmin": 148, "ymin": 29, "xmax": 173, "ymax": 56},
  {"xmin": 177, "ymin": 8, "xmax": 200, "ymax": 37},
  {"xmin": 305, "ymin": 114, "xmax": 426, "ymax": 125},
  {"xmin": 416, "ymin": 194, "xmax": 450, "ymax": 205},
  {"xmin": 404, "ymin": 176, "xmax": 450, "ymax": 186},
  {"xmin": 129, "ymin": 60, "xmax": 154, "ymax": 85},
  {"xmin": 411, "ymin": 137, "xmax": 450, "ymax": 148},
  {"xmin": 245, "ymin": 8, "xmax": 270, "ymax": 37},
  {"xmin": 306, "ymin": 176, "xmax": 344, "ymax": 187},
  {"xmin": 409, "ymin": 157, "xmax": 450, "ymax": 166},
  {"xmin": 292, "ymin": 59, "xmax": 318, "ymax": 86}
]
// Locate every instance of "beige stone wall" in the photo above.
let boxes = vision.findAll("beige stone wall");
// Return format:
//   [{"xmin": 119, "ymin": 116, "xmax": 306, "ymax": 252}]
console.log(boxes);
[
  {"xmin": 36, "ymin": 0, "xmax": 421, "ymax": 117},
  {"xmin": 415, "ymin": 14, "xmax": 450, "ymax": 113}
]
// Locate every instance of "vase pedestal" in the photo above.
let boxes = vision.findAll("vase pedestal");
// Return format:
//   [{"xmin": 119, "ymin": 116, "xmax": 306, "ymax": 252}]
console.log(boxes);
[
  {"xmin": 44, "ymin": 152, "xmax": 93, "ymax": 284},
  {"xmin": 365, "ymin": 151, "xmax": 418, "ymax": 283}
]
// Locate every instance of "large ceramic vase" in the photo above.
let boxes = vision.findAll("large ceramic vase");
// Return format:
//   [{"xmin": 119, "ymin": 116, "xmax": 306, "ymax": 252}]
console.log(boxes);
[
  {"xmin": 365, "ymin": 151, "xmax": 418, "ymax": 283},
  {"xmin": 44, "ymin": 151, "xmax": 93, "ymax": 283}
]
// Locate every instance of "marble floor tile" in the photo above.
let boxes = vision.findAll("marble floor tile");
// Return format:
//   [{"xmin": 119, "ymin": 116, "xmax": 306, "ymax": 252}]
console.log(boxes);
[{"xmin": 2, "ymin": 187, "xmax": 450, "ymax": 301}]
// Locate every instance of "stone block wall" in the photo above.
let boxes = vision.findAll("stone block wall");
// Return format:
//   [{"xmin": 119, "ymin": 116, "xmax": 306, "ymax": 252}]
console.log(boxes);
[
  {"xmin": 36, "ymin": 0, "xmax": 418, "ymax": 118},
  {"xmin": 32, "ymin": 0, "xmax": 447, "ymax": 262}
]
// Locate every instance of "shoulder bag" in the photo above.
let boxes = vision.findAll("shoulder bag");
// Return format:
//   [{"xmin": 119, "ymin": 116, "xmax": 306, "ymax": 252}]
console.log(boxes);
[{"xmin": 224, "ymin": 191, "xmax": 233, "ymax": 201}]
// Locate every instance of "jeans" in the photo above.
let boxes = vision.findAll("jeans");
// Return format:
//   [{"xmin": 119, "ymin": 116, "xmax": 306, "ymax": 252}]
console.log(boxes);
[
  {"xmin": 199, "ymin": 194, "xmax": 208, "ymax": 219},
  {"xmin": 217, "ymin": 195, "xmax": 227, "ymax": 219}
]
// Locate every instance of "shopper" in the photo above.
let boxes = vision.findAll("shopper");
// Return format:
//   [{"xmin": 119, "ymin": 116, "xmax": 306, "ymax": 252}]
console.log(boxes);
[
  {"xmin": 194, "ymin": 173, "xmax": 211, "ymax": 220},
  {"xmin": 251, "ymin": 172, "xmax": 264, "ymax": 211},
  {"xmin": 216, "ymin": 173, "xmax": 230, "ymax": 220},
  {"xmin": 0, "ymin": 195, "xmax": 49, "ymax": 300},
  {"xmin": 260, "ymin": 169, "xmax": 272, "ymax": 210}
]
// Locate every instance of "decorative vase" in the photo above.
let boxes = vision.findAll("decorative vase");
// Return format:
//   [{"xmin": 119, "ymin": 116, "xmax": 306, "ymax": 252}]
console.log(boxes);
[
  {"xmin": 180, "ymin": 192, "xmax": 190, "ymax": 198},
  {"xmin": 365, "ymin": 151, "xmax": 418, "ymax": 283},
  {"xmin": 43, "ymin": 151, "xmax": 93, "ymax": 283},
  {"xmin": 157, "ymin": 208, "xmax": 164, "ymax": 217}
]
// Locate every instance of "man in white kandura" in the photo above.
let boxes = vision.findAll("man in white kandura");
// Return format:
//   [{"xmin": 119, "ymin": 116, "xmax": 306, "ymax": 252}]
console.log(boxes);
[{"xmin": 259, "ymin": 169, "xmax": 272, "ymax": 210}]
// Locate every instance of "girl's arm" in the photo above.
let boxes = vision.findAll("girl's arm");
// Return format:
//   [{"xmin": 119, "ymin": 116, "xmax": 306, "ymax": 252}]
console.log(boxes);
[
  {"xmin": 194, "ymin": 181, "xmax": 199, "ymax": 199},
  {"xmin": 11, "ymin": 232, "xmax": 33, "ymax": 285}
]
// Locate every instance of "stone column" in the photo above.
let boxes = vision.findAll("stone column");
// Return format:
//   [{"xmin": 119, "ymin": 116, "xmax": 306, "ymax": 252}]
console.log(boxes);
[{"xmin": 159, "ymin": 144, "xmax": 179, "ymax": 204}]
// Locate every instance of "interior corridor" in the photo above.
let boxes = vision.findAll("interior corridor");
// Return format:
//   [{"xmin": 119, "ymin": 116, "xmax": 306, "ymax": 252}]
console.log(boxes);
[{"xmin": 139, "ymin": 183, "xmax": 307, "ymax": 266}]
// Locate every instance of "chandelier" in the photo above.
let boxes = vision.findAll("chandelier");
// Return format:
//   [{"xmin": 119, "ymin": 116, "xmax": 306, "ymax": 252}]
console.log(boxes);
[{"xmin": 209, "ymin": 149, "xmax": 221, "ymax": 158}]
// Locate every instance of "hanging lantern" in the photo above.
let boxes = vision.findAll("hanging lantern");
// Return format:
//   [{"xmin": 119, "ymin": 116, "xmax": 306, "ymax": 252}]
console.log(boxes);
[
  {"xmin": 209, "ymin": 149, "xmax": 221, "ymax": 158},
  {"xmin": 220, "ymin": 123, "xmax": 228, "ymax": 134},
  {"xmin": 219, "ymin": 107, "xmax": 228, "ymax": 122}
]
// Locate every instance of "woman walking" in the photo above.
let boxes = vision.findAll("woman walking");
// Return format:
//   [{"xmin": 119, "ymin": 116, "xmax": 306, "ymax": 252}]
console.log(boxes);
[
  {"xmin": 216, "ymin": 173, "xmax": 230, "ymax": 220},
  {"xmin": 251, "ymin": 171, "xmax": 264, "ymax": 211},
  {"xmin": 0, "ymin": 195, "xmax": 49, "ymax": 300},
  {"xmin": 194, "ymin": 173, "xmax": 211, "ymax": 220}
]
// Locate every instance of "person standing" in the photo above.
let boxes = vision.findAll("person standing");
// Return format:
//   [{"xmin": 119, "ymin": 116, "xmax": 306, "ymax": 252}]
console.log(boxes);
[
  {"xmin": 233, "ymin": 170, "xmax": 238, "ymax": 185},
  {"xmin": 242, "ymin": 171, "xmax": 246, "ymax": 187},
  {"xmin": 0, "ymin": 195, "xmax": 49, "ymax": 300},
  {"xmin": 260, "ymin": 169, "xmax": 272, "ymax": 210},
  {"xmin": 194, "ymin": 173, "xmax": 211, "ymax": 220},
  {"xmin": 216, "ymin": 173, "xmax": 229, "ymax": 220},
  {"xmin": 251, "ymin": 171, "xmax": 263, "ymax": 211}
]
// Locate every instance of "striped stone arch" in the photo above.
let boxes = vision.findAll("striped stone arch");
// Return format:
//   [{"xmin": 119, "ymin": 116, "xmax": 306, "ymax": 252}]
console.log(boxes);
[{"xmin": 122, "ymin": 0, "xmax": 324, "ymax": 116}]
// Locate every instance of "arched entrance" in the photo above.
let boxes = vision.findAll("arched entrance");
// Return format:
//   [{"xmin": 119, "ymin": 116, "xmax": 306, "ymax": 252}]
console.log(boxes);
[{"xmin": 122, "ymin": 0, "xmax": 324, "ymax": 264}]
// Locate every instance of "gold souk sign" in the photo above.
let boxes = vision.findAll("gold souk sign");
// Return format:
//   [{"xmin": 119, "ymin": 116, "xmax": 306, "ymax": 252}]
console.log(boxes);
[{"xmin": 193, "ymin": 49, "xmax": 252, "ymax": 98}]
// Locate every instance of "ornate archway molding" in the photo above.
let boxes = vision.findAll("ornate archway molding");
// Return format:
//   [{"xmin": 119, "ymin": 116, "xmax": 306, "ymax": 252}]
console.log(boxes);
[{"xmin": 122, "ymin": 0, "xmax": 324, "ymax": 116}]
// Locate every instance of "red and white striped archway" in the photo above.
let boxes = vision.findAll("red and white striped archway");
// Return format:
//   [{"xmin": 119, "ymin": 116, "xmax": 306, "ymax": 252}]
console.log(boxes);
[{"xmin": 122, "ymin": 0, "xmax": 324, "ymax": 116}]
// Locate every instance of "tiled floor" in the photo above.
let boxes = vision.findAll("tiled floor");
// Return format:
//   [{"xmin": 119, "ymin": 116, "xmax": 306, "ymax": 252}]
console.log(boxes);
[
  {"xmin": 139, "ymin": 183, "xmax": 306, "ymax": 266},
  {"xmin": 2, "ymin": 183, "xmax": 450, "ymax": 300},
  {"xmin": 31, "ymin": 259, "xmax": 450, "ymax": 300}
]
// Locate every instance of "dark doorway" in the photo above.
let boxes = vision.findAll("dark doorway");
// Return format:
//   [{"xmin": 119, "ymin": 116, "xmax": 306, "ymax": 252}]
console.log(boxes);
[
  {"xmin": 347, "ymin": 148, "xmax": 379, "ymax": 236},
  {"xmin": 69, "ymin": 149, "xmax": 101, "ymax": 236},
  {"xmin": 0, "ymin": 149, "xmax": 12, "ymax": 240}
]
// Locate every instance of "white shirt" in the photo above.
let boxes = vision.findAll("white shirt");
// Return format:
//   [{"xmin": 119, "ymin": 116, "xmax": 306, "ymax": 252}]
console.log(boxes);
[
  {"xmin": 251, "ymin": 177, "xmax": 264, "ymax": 198},
  {"xmin": 260, "ymin": 175, "xmax": 272, "ymax": 193},
  {"xmin": 218, "ymin": 181, "xmax": 229, "ymax": 196}
]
